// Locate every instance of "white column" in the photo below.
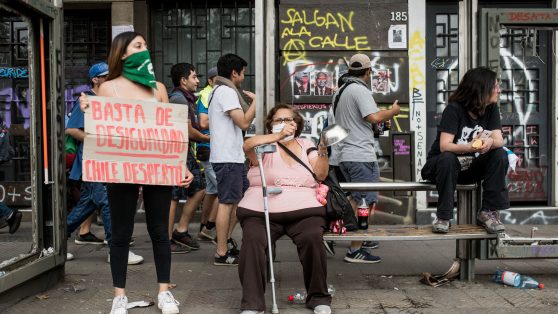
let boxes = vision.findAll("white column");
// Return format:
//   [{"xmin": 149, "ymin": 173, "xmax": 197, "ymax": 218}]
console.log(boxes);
[
  {"xmin": 408, "ymin": 0, "xmax": 427, "ymax": 209},
  {"xmin": 255, "ymin": 0, "xmax": 265, "ymax": 134}
]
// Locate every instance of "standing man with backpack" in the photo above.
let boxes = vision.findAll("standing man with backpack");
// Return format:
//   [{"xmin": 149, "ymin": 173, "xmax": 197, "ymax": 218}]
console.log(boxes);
[
  {"xmin": 167, "ymin": 63, "xmax": 210, "ymax": 253},
  {"xmin": 331, "ymin": 54, "xmax": 400, "ymax": 263}
]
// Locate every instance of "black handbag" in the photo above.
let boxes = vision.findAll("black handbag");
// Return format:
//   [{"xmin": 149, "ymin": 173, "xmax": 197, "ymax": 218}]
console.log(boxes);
[{"xmin": 276, "ymin": 142, "xmax": 358, "ymax": 231}]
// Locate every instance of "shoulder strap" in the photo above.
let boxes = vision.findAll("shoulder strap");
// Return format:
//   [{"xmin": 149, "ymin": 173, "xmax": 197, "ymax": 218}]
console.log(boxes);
[
  {"xmin": 207, "ymin": 85, "xmax": 222, "ymax": 108},
  {"xmin": 332, "ymin": 80, "xmax": 369, "ymax": 115},
  {"xmin": 277, "ymin": 142, "xmax": 317, "ymax": 181}
]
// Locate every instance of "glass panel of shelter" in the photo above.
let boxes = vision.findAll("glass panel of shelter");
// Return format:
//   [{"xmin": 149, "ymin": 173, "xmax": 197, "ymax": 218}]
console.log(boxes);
[
  {"xmin": 498, "ymin": 27, "xmax": 550, "ymax": 202},
  {"xmin": 0, "ymin": 8, "xmax": 33, "ymax": 268}
]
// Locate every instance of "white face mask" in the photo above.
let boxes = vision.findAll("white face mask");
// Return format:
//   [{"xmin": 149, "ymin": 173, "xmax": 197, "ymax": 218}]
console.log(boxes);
[{"xmin": 272, "ymin": 122, "xmax": 294, "ymax": 142}]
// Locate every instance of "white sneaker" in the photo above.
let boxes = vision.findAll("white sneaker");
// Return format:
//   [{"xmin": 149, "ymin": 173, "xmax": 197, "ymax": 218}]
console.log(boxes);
[
  {"xmin": 110, "ymin": 295, "xmax": 128, "ymax": 314},
  {"xmin": 314, "ymin": 305, "xmax": 331, "ymax": 314},
  {"xmin": 158, "ymin": 291, "xmax": 180, "ymax": 314},
  {"xmin": 107, "ymin": 251, "xmax": 144, "ymax": 265},
  {"xmin": 66, "ymin": 252, "xmax": 74, "ymax": 261}
]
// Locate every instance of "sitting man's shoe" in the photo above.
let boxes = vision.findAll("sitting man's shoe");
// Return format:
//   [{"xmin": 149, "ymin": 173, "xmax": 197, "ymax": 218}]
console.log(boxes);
[
  {"xmin": 107, "ymin": 251, "xmax": 144, "ymax": 265},
  {"xmin": 432, "ymin": 218, "xmax": 450, "ymax": 233},
  {"xmin": 171, "ymin": 242, "xmax": 190, "ymax": 254},
  {"xmin": 198, "ymin": 226, "xmax": 216, "ymax": 241},
  {"xmin": 477, "ymin": 210, "xmax": 505, "ymax": 234},
  {"xmin": 158, "ymin": 290, "xmax": 180, "ymax": 314},
  {"xmin": 361, "ymin": 240, "xmax": 379, "ymax": 249},
  {"xmin": 7, "ymin": 210, "xmax": 22, "ymax": 234},
  {"xmin": 110, "ymin": 295, "xmax": 128, "ymax": 314},
  {"xmin": 323, "ymin": 240, "xmax": 335, "ymax": 255},
  {"xmin": 344, "ymin": 248, "xmax": 381, "ymax": 264},
  {"xmin": 240, "ymin": 311, "xmax": 264, "ymax": 314},
  {"xmin": 172, "ymin": 230, "xmax": 200, "ymax": 250},
  {"xmin": 314, "ymin": 305, "xmax": 332, "ymax": 314},
  {"xmin": 214, "ymin": 252, "xmax": 239, "ymax": 266},
  {"xmin": 75, "ymin": 232, "xmax": 104, "ymax": 245}
]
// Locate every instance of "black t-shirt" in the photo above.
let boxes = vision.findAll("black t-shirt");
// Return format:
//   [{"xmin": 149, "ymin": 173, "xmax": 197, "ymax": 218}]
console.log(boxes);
[{"xmin": 427, "ymin": 102, "xmax": 502, "ymax": 159}]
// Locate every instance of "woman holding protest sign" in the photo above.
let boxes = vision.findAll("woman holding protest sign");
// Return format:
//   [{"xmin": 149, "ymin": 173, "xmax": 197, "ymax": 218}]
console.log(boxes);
[{"xmin": 80, "ymin": 31, "xmax": 193, "ymax": 314}]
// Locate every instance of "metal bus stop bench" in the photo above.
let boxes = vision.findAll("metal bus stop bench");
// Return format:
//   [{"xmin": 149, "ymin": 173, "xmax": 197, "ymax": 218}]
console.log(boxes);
[{"xmin": 323, "ymin": 182, "xmax": 497, "ymax": 281}]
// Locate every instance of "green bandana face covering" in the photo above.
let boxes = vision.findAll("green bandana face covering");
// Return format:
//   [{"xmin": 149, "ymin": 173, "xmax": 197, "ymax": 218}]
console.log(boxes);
[{"xmin": 122, "ymin": 50, "xmax": 157, "ymax": 89}]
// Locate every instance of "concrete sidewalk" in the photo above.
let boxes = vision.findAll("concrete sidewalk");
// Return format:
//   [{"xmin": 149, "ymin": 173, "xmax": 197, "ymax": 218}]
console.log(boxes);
[{"xmin": 4, "ymin": 222, "xmax": 558, "ymax": 314}]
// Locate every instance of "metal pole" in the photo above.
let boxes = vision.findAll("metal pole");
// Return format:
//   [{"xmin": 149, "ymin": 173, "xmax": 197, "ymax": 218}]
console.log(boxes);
[
  {"xmin": 256, "ymin": 149, "xmax": 279, "ymax": 314},
  {"xmin": 254, "ymin": 0, "xmax": 265, "ymax": 134},
  {"xmin": 457, "ymin": 190, "xmax": 475, "ymax": 281},
  {"xmin": 265, "ymin": 0, "xmax": 276, "ymax": 116}
]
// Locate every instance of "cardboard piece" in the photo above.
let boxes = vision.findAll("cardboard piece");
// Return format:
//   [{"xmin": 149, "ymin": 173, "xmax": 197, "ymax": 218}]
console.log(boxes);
[{"xmin": 83, "ymin": 96, "xmax": 189, "ymax": 186}]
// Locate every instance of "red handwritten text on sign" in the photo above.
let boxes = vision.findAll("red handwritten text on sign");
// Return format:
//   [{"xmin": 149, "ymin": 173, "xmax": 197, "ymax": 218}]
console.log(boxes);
[{"xmin": 83, "ymin": 96, "xmax": 189, "ymax": 186}]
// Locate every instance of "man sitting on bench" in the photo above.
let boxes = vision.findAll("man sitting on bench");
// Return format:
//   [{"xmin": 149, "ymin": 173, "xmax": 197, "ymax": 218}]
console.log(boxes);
[{"xmin": 421, "ymin": 67, "xmax": 509, "ymax": 234}]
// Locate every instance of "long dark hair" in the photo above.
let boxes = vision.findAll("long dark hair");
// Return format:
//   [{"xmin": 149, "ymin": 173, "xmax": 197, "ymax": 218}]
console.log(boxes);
[
  {"xmin": 106, "ymin": 31, "xmax": 146, "ymax": 81},
  {"xmin": 448, "ymin": 67, "xmax": 497, "ymax": 117}
]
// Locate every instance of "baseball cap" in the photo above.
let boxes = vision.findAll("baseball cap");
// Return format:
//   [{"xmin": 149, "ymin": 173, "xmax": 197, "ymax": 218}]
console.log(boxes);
[
  {"xmin": 88, "ymin": 62, "xmax": 109, "ymax": 80},
  {"xmin": 348, "ymin": 54, "xmax": 372, "ymax": 70},
  {"xmin": 207, "ymin": 67, "xmax": 218, "ymax": 78}
]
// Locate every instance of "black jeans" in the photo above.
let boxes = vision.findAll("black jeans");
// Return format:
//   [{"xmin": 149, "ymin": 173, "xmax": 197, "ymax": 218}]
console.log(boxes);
[
  {"xmin": 107, "ymin": 183, "xmax": 172, "ymax": 288},
  {"xmin": 421, "ymin": 148, "xmax": 510, "ymax": 220}
]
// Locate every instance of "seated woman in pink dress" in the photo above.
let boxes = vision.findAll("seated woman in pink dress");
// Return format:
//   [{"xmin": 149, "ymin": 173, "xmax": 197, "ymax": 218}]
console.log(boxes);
[{"xmin": 237, "ymin": 104, "xmax": 332, "ymax": 314}]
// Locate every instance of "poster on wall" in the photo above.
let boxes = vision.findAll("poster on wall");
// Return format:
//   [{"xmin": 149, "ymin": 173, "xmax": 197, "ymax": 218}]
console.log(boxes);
[
  {"xmin": 280, "ymin": 53, "xmax": 409, "ymax": 105},
  {"xmin": 388, "ymin": 25, "xmax": 407, "ymax": 49}
]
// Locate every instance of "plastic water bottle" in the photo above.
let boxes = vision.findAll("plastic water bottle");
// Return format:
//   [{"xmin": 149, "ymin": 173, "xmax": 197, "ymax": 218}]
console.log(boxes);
[
  {"xmin": 288, "ymin": 290, "xmax": 306, "ymax": 304},
  {"xmin": 493, "ymin": 270, "xmax": 544, "ymax": 289},
  {"xmin": 327, "ymin": 284, "xmax": 335, "ymax": 296},
  {"xmin": 357, "ymin": 198, "xmax": 369, "ymax": 230}
]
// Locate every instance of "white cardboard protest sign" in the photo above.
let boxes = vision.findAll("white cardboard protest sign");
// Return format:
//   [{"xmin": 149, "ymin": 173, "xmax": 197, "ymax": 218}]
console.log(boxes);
[{"xmin": 83, "ymin": 96, "xmax": 189, "ymax": 186}]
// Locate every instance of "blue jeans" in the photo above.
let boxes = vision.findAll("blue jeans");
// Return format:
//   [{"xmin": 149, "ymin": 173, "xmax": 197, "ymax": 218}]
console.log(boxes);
[
  {"xmin": 339, "ymin": 161, "xmax": 380, "ymax": 205},
  {"xmin": 67, "ymin": 181, "xmax": 112, "ymax": 245},
  {"xmin": 0, "ymin": 202, "xmax": 13, "ymax": 219},
  {"xmin": 201, "ymin": 161, "xmax": 217, "ymax": 195}
]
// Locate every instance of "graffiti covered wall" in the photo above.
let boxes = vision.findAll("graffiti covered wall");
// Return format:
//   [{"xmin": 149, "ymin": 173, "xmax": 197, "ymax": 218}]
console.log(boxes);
[{"xmin": 279, "ymin": 0, "xmax": 410, "ymax": 142}]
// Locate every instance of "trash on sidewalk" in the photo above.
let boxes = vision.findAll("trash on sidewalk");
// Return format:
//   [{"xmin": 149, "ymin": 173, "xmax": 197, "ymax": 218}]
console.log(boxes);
[
  {"xmin": 35, "ymin": 294, "xmax": 49, "ymax": 300},
  {"xmin": 126, "ymin": 301, "xmax": 155, "ymax": 309},
  {"xmin": 420, "ymin": 258, "xmax": 460, "ymax": 287},
  {"xmin": 40, "ymin": 247, "xmax": 55, "ymax": 258},
  {"xmin": 288, "ymin": 290, "xmax": 306, "ymax": 304},
  {"xmin": 493, "ymin": 270, "xmax": 544, "ymax": 289}
]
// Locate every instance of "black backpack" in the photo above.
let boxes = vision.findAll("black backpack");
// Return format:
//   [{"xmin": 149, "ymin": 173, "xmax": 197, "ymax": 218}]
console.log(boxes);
[{"xmin": 276, "ymin": 142, "xmax": 358, "ymax": 232}]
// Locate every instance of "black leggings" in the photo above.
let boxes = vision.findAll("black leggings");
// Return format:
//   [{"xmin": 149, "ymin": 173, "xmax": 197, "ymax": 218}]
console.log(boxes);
[{"xmin": 107, "ymin": 183, "xmax": 172, "ymax": 288}]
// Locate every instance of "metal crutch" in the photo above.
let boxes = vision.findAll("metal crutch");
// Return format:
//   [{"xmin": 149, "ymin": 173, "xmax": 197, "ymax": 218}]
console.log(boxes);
[{"xmin": 254, "ymin": 144, "xmax": 282, "ymax": 314}]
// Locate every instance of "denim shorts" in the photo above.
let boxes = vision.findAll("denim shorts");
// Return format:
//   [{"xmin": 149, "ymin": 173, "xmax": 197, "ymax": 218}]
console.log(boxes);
[
  {"xmin": 339, "ymin": 161, "xmax": 379, "ymax": 205},
  {"xmin": 172, "ymin": 147, "xmax": 206, "ymax": 201},
  {"xmin": 212, "ymin": 162, "xmax": 249, "ymax": 204},
  {"xmin": 201, "ymin": 161, "xmax": 217, "ymax": 195}
]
